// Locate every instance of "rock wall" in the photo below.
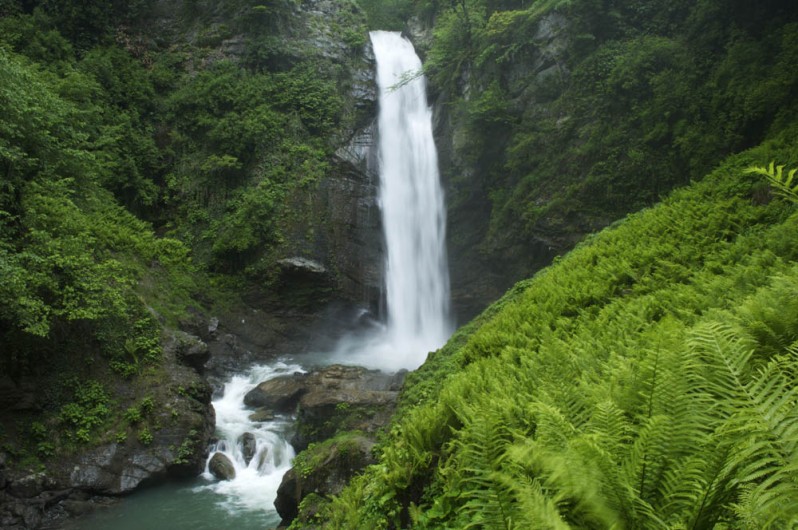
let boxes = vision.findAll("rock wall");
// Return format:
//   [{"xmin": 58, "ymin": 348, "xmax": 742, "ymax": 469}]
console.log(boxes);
[
  {"xmin": 0, "ymin": 331, "xmax": 214, "ymax": 529},
  {"xmin": 406, "ymin": 14, "xmax": 569, "ymax": 324}
]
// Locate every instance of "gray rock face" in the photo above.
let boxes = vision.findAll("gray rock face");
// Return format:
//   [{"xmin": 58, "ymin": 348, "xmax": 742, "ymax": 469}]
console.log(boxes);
[
  {"xmin": 209, "ymin": 453, "xmax": 236, "ymax": 481},
  {"xmin": 246, "ymin": 365, "xmax": 404, "ymax": 451},
  {"xmin": 248, "ymin": 408, "xmax": 275, "ymax": 422},
  {"xmin": 426, "ymin": 13, "xmax": 570, "ymax": 324},
  {"xmin": 277, "ymin": 257, "xmax": 327, "ymax": 275},
  {"xmin": 277, "ymin": 22, "xmax": 382, "ymax": 311},
  {"xmin": 163, "ymin": 330, "xmax": 210, "ymax": 371}
]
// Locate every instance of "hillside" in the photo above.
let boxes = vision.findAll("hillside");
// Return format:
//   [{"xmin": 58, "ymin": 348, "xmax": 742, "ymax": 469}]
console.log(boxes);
[
  {"xmin": 0, "ymin": 1, "xmax": 377, "ymax": 525},
  {"xmin": 300, "ymin": 127, "xmax": 798, "ymax": 528}
]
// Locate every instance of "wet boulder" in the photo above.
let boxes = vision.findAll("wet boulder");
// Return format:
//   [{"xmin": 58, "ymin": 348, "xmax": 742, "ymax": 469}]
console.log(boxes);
[
  {"xmin": 275, "ymin": 433, "xmax": 375, "ymax": 526},
  {"xmin": 243, "ymin": 373, "xmax": 309, "ymax": 412},
  {"xmin": 291, "ymin": 365, "xmax": 405, "ymax": 450},
  {"xmin": 248, "ymin": 408, "xmax": 275, "ymax": 422},
  {"xmin": 239, "ymin": 433, "xmax": 257, "ymax": 466},
  {"xmin": 209, "ymin": 453, "xmax": 236, "ymax": 481}
]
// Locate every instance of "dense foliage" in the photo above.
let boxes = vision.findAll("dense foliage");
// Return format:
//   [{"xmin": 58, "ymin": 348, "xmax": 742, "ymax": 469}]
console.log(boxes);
[
  {"xmin": 420, "ymin": 0, "xmax": 798, "ymax": 271},
  {"xmin": 0, "ymin": 0, "xmax": 366, "ymax": 463},
  {"xmin": 301, "ymin": 128, "xmax": 798, "ymax": 528}
]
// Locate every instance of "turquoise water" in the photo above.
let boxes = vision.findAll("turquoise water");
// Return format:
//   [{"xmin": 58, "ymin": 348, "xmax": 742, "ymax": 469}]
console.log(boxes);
[
  {"xmin": 63, "ymin": 479, "xmax": 282, "ymax": 529},
  {"xmin": 64, "ymin": 361, "xmax": 303, "ymax": 530}
]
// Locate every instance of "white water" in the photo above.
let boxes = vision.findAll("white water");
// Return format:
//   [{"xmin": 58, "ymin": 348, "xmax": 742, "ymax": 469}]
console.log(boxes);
[
  {"xmin": 198, "ymin": 362, "xmax": 301, "ymax": 514},
  {"xmin": 332, "ymin": 31, "xmax": 452, "ymax": 371},
  {"xmin": 70, "ymin": 31, "xmax": 455, "ymax": 528}
]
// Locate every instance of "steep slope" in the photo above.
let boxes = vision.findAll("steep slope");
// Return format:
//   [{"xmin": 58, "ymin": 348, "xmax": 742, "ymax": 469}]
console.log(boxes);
[{"xmin": 294, "ymin": 128, "xmax": 798, "ymax": 527}]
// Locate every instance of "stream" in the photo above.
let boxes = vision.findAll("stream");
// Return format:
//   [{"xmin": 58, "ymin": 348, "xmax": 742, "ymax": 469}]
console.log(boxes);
[{"xmin": 66, "ymin": 29, "xmax": 449, "ymax": 529}]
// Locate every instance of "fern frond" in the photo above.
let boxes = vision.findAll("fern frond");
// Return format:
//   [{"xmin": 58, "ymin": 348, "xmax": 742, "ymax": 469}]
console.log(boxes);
[
  {"xmin": 718, "ymin": 354, "xmax": 798, "ymax": 527},
  {"xmin": 745, "ymin": 162, "xmax": 798, "ymax": 204},
  {"xmin": 688, "ymin": 322, "xmax": 755, "ymax": 407}
]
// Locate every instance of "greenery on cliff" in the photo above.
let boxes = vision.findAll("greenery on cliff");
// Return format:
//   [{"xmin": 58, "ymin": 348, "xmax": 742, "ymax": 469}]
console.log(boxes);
[
  {"xmin": 0, "ymin": 0, "xmax": 367, "ymax": 468},
  {"xmin": 425, "ymin": 0, "xmax": 798, "ymax": 279}
]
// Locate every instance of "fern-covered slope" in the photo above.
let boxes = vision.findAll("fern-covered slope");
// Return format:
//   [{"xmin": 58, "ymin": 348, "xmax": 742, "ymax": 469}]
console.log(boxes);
[{"xmin": 299, "ymin": 131, "xmax": 798, "ymax": 528}]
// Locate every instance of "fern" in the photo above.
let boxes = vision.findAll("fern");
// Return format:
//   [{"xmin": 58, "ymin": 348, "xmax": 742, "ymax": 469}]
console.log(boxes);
[
  {"xmin": 745, "ymin": 162, "xmax": 798, "ymax": 204},
  {"xmin": 690, "ymin": 322, "xmax": 798, "ymax": 528},
  {"xmin": 443, "ymin": 406, "xmax": 518, "ymax": 529}
]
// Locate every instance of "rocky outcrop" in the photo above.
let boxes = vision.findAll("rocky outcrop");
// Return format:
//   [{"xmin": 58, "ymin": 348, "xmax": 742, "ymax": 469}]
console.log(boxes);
[
  {"xmin": 208, "ymin": 453, "xmax": 236, "ymax": 481},
  {"xmin": 163, "ymin": 330, "xmax": 210, "ymax": 372},
  {"xmin": 292, "ymin": 365, "xmax": 405, "ymax": 450},
  {"xmin": 275, "ymin": 433, "xmax": 375, "ymax": 526},
  {"xmin": 244, "ymin": 365, "xmax": 405, "ymax": 451},
  {"xmin": 255, "ymin": 365, "xmax": 405, "ymax": 527},
  {"xmin": 406, "ymin": 13, "xmax": 570, "ymax": 324},
  {"xmin": 0, "ymin": 326, "xmax": 215, "ymax": 529}
]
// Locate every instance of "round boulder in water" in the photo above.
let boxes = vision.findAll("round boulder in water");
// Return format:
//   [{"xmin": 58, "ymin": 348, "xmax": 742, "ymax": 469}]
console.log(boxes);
[
  {"xmin": 208, "ymin": 452, "xmax": 236, "ymax": 481},
  {"xmin": 238, "ymin": 432, "xmax": 257, "ymax": 466}
]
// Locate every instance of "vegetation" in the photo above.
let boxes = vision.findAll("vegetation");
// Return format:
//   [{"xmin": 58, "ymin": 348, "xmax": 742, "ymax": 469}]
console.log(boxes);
[
  {"xmin": 419, "ymin": 0, "xmax": 798, "ymax": 275},
  {"xmin": 302, "ymin": 129, "xmax": 798, "ymax": 528},
  {"xmin": 3, "ymin": 0, "xmax": 798, "ymax": 528},
  {"xmin": 0, "ymin": 0, "xmax": 368, "ymax": 468}
]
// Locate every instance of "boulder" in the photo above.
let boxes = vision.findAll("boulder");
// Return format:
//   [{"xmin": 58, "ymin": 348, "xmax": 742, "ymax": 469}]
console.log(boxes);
[
  {"xmin": 248, "ymin": 408, "xmax": 275, "ymax": 422},
  {"xmin": 239, "ymin": 433, "xmax": 257, "ymax": 466},
  {"xmin": 277, "ymin": 257, "xmax": 327, "ymax": 275},
  {"xmin": 243, "ymin": 373, "xmax": 309, "ymax": 412},
  {"xmin": 290, "ymin": 365, "xmax": 405, "ymax": 450},
  {"xmin": 163, "ymin": 330, "xmax": 210, "ymax": 371},
  {"xmin": 7, "ymin": 473, "xmax": 50, "ymax": 499},
  {"xmin": 208, "ymin": 453, "xmax": 236, "ymax": 481},
  {"xmin": 275, "ymin": 434, "xmax": 375, "ymax": 526}
]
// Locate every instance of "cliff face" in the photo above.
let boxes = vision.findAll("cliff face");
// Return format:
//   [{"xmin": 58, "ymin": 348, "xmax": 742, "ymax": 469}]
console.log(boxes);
[
  {"xmin": 408, "ymin": 0, "xmax": 798, "ymax": 324},
  {"xmin": 406, "ymin": 14, "xmax": 569, "ymax": 323},
  {"xmin": 140, "ymin": 0, "xmax": 384, "ymax": 310}
]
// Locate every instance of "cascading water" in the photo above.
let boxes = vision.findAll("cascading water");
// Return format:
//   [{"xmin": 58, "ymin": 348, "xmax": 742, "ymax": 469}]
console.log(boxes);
[
  {"xmin": 68, "ymin": 30, "xmax": 451, "ymax": 530},
  {"xmin": 198, "ymin": 363, "xmax": 299, "ymax": 514},
  {"xmin": 334, "ymin": 30, "xmax": 452, "ymax": 371}
]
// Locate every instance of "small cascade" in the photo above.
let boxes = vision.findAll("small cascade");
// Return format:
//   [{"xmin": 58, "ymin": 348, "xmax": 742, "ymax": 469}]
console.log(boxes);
[{"xmin": 199, "ymin": 363, "xmax": 300, "ymax": 512}]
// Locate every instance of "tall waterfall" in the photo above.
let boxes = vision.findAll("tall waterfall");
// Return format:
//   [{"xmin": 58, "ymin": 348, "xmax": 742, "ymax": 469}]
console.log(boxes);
[{"xmin": 367, "ymin": 31, "xmax": 452, "ymax": 370}]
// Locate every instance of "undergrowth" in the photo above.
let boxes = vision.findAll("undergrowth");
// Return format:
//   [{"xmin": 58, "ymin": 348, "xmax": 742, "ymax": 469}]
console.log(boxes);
[{"xmin": 301, "ymin": 133, "xmax": 798, "ymax": 528}]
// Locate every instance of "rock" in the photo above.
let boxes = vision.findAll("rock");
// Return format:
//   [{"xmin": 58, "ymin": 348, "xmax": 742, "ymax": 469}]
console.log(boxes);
[
  {"xmin": 163, "ymin": 330, "xmax": 210, "ymax": 371},
  {"xmin": 209, "ymin": 453, "xmax": 236, "ymax": 481},
  {"xmin": 291, "ymin": 365, "xmax": 404, "ymax": 450},
  {"xmin": 277, "ymin": 257, "xmax": 327, "ymax": 275},
  {"xmin": 248, "ymin": 408, "xmax": 275, "ymax": 422},
  {"xmin": 243, "ymin": 373, "xmax": 309, "ymax": 412},
  {"xmin": 275, "ymin": 434, "xmax": 375, "ymax": 526},
  {"xmin": 61, "ymin": 499, "xmax": 95, "ymax": 517},
  {"xmin": 8, "ymin": 473, "xmax": 49, "ymax": 499},
  {"xmin": 21, "ymin": 504, "xmax": 41, "ymax": 529},
  {"xmin": 239, "ymin": 433, "xmax": 257, "ymax": 466},
  {"xmin": 208, "ymin": 317, "xmax": 219, "ymax": 336}
]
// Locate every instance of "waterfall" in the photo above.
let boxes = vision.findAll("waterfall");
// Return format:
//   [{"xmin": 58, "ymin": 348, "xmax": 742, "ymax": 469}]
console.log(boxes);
[{"xmin": 333, "ymin": 31, "xmax": 451, "ymax": 371}]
